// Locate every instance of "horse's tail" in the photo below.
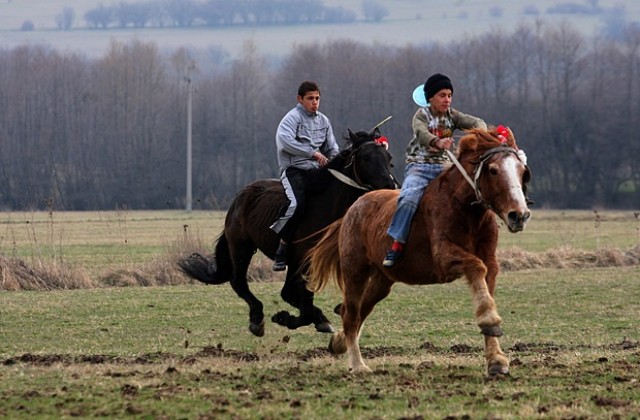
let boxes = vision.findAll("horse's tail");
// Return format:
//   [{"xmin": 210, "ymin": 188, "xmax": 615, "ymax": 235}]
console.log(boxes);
[
  {"xmin": 177, "ymin": 233, "xmax": 233, "ymax": 285},
  {"xmin": 306, "ymin": 219, "xmax": 343, "ymax": 293}
]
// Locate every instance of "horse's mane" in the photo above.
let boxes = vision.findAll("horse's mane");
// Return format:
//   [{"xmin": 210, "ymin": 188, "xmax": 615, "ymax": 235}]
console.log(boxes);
[{"xmin": 457, "ymin": 127, "xmax": 518, "ymax": 162}]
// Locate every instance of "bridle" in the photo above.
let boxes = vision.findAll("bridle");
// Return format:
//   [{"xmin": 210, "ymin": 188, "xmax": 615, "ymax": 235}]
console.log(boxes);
[
  {"xmin": 446, "ymin": 146, "xmax": 522, "ymax": 211},
  {"xmin": 329, "ymin": 140, "xmax": 392, "ymax": 191}
]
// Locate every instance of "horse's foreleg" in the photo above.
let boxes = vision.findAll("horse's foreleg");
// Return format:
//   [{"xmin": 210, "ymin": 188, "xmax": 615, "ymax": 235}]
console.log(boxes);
[
  {"xmin": 485, "ymin": 335, "xmax": 509, "ymax": 376},
  {"xmin": 465, "ymin": 262, "xmax": 502, "ymax": 333},
  {"xmin": 464, "ymin": 258, "xmax": 509, "ymax": 375}
]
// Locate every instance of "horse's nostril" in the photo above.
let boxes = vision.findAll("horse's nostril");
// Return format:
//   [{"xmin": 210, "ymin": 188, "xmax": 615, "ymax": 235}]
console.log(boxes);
[{"xmin": 508, "ymin": 210, "xmax": 530, "ymax": 226}]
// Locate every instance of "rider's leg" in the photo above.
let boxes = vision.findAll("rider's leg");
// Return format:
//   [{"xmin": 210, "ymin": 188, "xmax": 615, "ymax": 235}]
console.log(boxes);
[
  {"xmin": 270, "ymin": 168, "xmax": 307, "ymax": 271},
  {"xmin": 384, "ymin": 162, "xmax": 443, "ymax": 267}
]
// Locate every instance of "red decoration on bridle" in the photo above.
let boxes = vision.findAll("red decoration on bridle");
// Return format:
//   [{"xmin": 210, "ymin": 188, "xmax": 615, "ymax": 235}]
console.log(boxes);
[
  {"xmin": 496, "ymin": 125, "xmax": 510, "ymax": 144},
  {"xmin": 375, "ymin": 136, "xmax": 389, "ymax": 149}
]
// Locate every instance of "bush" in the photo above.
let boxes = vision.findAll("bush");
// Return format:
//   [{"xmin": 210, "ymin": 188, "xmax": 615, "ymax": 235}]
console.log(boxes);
[{"xmin": 20, "ymin": 20, "xmax": 35, "ymax": 31}]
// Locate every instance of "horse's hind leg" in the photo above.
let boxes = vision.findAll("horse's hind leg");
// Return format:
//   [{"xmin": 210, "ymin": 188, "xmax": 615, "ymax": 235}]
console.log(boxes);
[
  {"xmin": 337, "ymin": 270, "xmax": 392, "ymax": 374},
  {"xmin": 228, "ymin": 247, "xmax": 265, "ymax": 337},
  {"xmin": 273, "ymin": 268, "xmax": 334, "ymax": 333}
]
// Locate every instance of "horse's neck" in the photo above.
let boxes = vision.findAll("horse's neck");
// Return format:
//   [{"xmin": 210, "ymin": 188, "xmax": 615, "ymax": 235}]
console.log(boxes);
[
  {"xmin": 430, "ymin": 167, "xmax": 487, "ymax": 219},
  {"xmin": 310, "ymin": 167, "xmax": 361, "ymax": 212},
  {"xmin": 325, "ymin": 169, "xmax": 362, "ymax": 205}
]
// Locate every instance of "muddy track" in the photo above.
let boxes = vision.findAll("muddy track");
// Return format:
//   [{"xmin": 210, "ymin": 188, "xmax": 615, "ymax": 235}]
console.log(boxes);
[{"xmin": 4, "ymin": 338, "xmax": 638, "ymax": 367}]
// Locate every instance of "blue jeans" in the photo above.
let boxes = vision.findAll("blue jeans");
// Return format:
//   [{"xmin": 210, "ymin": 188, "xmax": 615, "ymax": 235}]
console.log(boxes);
[{"xmin": 387, "ymin": 162, "xmax": 444, "ymax": 244}]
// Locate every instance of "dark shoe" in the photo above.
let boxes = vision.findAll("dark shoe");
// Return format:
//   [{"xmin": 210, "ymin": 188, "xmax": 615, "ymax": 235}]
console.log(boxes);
[
  {"xmin": 382, "ymin": 249, "xmax": 402, "ymax": 268},
  {"xmin": 272, "ymin": 242, "xmax": 288, "ymax": 271}
]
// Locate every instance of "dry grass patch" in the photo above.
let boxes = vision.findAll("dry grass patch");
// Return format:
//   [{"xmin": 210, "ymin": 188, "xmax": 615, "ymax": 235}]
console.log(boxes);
[
  {"xmin": 499, "ymin": 244, "xmax": 640, "ymax": 271},
  {"xmin": 0, "ymin": 256, "xmax": 93, "ymax": 291},
  {"xmin": 1, "ymin": 209, "xmax": 639, "ymax": 291}
]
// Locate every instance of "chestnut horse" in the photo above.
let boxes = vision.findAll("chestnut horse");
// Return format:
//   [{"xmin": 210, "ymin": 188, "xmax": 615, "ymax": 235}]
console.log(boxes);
[
  {"xmin": 178, "ymin": 129, "xmax": 396, "ymax": 337},
  {"xmin": 307, "ymin": 128, "xmax": 531, "ymax": 376}
]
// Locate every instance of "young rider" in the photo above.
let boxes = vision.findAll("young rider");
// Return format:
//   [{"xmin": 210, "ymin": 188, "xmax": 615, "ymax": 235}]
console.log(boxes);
[
  {"xmin": 383, "ymin": 73, "xmax": 487, "ymax": 267},
  {"xmin": 270, "ymin": 80, "xmax": 339, "ymax": 271}
]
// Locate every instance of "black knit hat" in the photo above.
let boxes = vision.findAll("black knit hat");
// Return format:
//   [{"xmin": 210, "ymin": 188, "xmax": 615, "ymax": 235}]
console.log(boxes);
[{"xmin": 423, "ymin": 73, "xmax": 453, "ymax": 101}]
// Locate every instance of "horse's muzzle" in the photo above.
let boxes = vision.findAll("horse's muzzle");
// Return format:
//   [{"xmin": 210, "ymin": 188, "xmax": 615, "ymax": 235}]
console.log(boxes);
[{"xmin": 506, "ymin": 210, "xmax": 531, "ymax": 232}]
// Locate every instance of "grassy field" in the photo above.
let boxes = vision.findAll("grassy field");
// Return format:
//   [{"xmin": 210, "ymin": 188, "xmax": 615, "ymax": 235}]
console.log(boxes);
[
  {"xmin": 0, "ymin": 209, "xmax": 639, "ymax": 418},
  {"xmin": 0, "ymin": 208, "xmax": 638, "ymax": 289},
  {"xmin": 1, "ymin": 208, "xmax": 638, "ymax": 267},
  {"xmin": 1, "ymin": 268, "xmax": 639, "ymax": 418}
]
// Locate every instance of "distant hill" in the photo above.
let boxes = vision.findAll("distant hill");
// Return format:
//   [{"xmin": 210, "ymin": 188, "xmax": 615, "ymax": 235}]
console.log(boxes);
[{"xmin": 1, "ymin": 0, "xmax": 638, "ymax": 58}]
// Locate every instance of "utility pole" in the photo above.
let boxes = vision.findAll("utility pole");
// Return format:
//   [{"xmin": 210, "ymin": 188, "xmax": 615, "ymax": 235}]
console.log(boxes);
[{"xmin": 185, "ymin": 62, "xmax": 195, "ymax": 212}]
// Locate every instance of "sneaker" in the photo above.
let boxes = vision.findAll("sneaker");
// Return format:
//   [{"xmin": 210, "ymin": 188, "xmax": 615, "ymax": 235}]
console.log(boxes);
[
  {"xmin": 272, "ymin": 242, "xmax": 288, "ymax": 271},
  {"xmin": 382, "ymin": 249, "xmax": 402, "ymax": 268},
  {"xmin": 272, "ymin": 259, "xmax": 286, "ymax": 271}
]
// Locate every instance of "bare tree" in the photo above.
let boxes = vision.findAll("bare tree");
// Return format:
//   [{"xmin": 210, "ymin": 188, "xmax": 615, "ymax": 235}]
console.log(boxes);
[{"xmin": 55, "ymin": 7, "xmax": 75, "ymax": 30}]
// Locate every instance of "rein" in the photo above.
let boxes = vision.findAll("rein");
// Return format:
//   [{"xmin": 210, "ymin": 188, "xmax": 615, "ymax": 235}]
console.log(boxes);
[
  {"xmin": 446, "ymin": 146, "xmax": 520, "ymax": 210},
  {"xmin": 329, "ymin": 141, "xmax": 383, "ymax": 191}
]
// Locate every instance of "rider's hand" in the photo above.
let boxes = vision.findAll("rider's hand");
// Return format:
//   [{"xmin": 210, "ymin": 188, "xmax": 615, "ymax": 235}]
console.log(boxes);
[
  {"xmin": 435, "ymin": 137, "xmax": 453, "ymax": 150},
  {"xmin": 313, "ymin": 152, "xmax": 329, "ymax": 167}
]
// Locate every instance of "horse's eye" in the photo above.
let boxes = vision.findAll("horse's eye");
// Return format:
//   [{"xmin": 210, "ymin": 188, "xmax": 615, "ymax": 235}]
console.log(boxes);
[{"xmin": 488, "ymin": 164, "xmax": 499, "ymax": 175}]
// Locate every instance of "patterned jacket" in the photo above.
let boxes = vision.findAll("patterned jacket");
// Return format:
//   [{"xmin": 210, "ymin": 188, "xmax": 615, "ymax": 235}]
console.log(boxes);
[{"xmin": 405, "ymin": 106, "xmax": 487, "ymax": 165}]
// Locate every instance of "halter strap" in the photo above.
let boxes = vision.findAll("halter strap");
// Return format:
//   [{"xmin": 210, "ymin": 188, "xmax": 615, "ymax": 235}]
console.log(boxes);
[{"xmin": 446, "ymin": 146, "xmax": 520, "ymax": 209}]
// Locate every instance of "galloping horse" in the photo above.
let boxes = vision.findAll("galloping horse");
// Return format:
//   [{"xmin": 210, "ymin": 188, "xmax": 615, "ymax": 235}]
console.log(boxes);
[
  {"xmin": 178, "ymin": 130, "xmax": 396, "ymax": 337},
  {"xmin": 307, "ymin": 127, "xmax": 531, "ymax": 376}
]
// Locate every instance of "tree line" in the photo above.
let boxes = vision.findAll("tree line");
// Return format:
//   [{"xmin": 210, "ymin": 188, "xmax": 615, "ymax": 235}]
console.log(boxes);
[
  {"xmin": 81, "ymin": 0, "xmax": 361, "ymax": 29},
  {"xmin": 0, "ymin": 20, "xmax": 639, "ymax": 211}
]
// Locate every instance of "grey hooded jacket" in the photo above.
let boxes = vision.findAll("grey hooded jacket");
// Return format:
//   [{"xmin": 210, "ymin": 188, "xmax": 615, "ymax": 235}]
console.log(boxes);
[{"xmin": 275, "ymin": 103, "xmax": 339, "ymax": 173}]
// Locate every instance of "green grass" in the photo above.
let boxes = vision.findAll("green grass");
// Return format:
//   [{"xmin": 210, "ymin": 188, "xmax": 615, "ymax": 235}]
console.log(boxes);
[
  {"xmin": 0, "ymin": 209, "xmax": 639, "ymax": 417},
  {"xmin": 1, "ymin": 267, "xmax": 639, "ymax": 418},
  {"xmin": 497, "ymin": 209, "xmax": 640, "ymax": 252}
]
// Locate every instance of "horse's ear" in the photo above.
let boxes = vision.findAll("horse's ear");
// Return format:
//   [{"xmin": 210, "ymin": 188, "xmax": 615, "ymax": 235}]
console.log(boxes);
[{"xmin": 347, "ymin": 129, "xmax": 358, "ymax": 145}]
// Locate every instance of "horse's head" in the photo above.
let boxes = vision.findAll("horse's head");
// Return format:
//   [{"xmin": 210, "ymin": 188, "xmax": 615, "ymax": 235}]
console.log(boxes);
[
  {"xmin": 457, "ymin": 128, "xmax": 531, "ymax": 232},
  {"xmin": 328, "ymin": 129, "xmax": 396, "ymax": 191}
]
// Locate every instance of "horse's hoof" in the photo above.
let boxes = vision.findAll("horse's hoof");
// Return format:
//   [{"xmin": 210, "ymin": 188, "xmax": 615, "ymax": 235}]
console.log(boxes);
[
  {"xmin": 249, "ymin": 321, "xmax": 265, "ymax": 337},
  {"xmin": 333, "ymin": 303, "xmax": 342, "ymax": 315},
  {"xmin": 271, "ymin": 311, "xmax": 290, "ymax": 327},
  {"xmin": 487, "ymin": 362, "xmax": 510, "ymax": 377},
  {"xmin": 481, "ymin": 325, "xmax": 503, "ymax": 337},
  {"xmin": 315, "ymin": 321, "xmax": 335, "ymax": 333},
  {"xmin": 328, "ymin": 333, "xmax": 347, "ymax": 354},
  {"xmin": 350, "ymin": 365, "xmax": 373, "ymax": 374}
]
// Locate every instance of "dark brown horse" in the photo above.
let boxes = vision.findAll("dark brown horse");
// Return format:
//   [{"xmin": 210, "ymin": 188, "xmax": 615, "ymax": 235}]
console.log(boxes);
[
  {"xmin": 307, "ymin": 128, "xmax": 531, "ymax": 376},
  {"xmin": 178, "ymin": 130, "xmax": 396, "ymax": 337}
]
